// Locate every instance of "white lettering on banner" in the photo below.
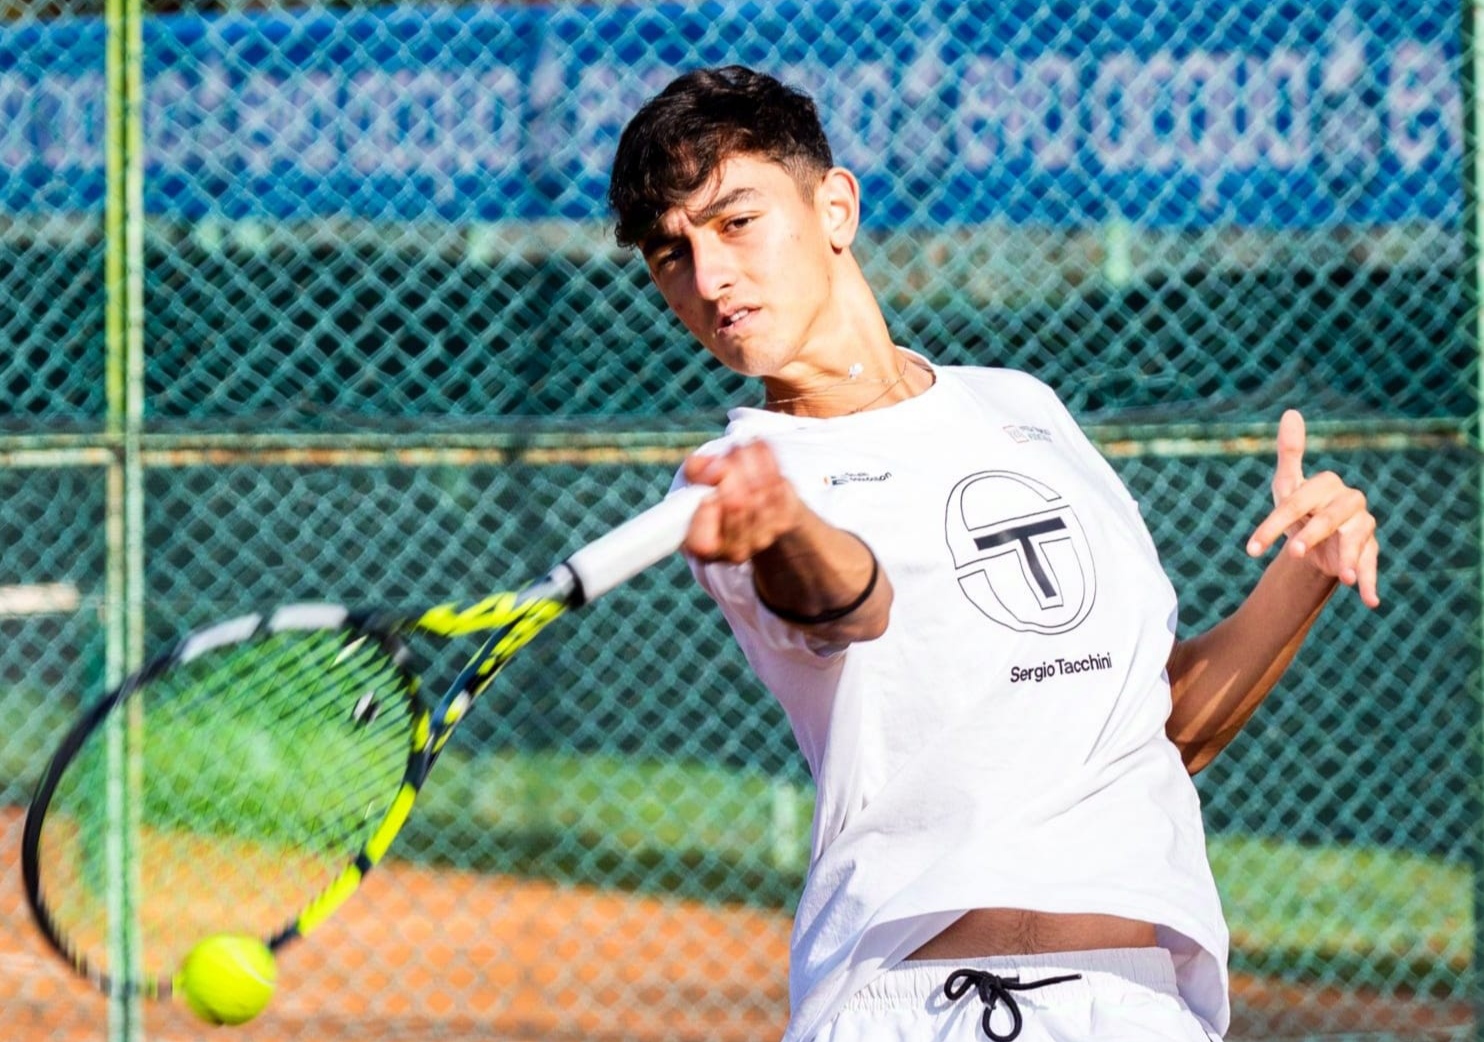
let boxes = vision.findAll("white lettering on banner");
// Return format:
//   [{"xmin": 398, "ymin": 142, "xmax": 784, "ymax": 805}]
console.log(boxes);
[
  {"xmin": 0, "ymin": 21, "xmax": 1459, "ymax": 212},
  {"xmin": 145, "ymin": 63, "xmax": 231, "ymax": 171},
  {"xmin": 831, "ymin": 62, "xmax": 894, "ymax": 171},
  {"xmin": 1176, "ymin": 52, "xmax": 1242, "ymax": 207},
  {"xmin": 1028, "ymin": 54, "xmax": 1079, "ymax": 169},
  {"xmin": 1317, "ymin": 19, "xmax": 1383, "ymax": 175},
  {"xmin": 526, "ymin": 40, "xmax": 571, "ymax": 168},
  {"xmin": 570, "ymin": 62, "xmax": 678, "ymax": 179},
  {"xmin": 29, "ymin": 77, "xmax": 67, "ymax": 167},
  {"xmin": 69, "ymin": 77, "xmax": 107, "ymax": 169},
  {"xmin": 237, "ymin": 72, "xmax": 285, "ymax": 175},
  {"xmin": 285, "ymin": 70, "xmax": 340, "ymax": 175},
  {"xmin": 412, "ymin": 68, "xmax": 494, "ymax": 179},
  {"xmin": 382, "ymin": 70, "xmax": 430, "ymax": 175},
  {"xmin": 776, "ymin": 61, "xmax": 827, "ymax": 126},
  {"xmin": 1139, "ymin": 51, "xmax": 1180, "ymax": 172},
  {"xmin": 43, "ymin": 72, "xmax": 104, "ymax": 169},
  {"xmin": 896, "ymin": 46, "xmax": 950, "ymax": 170},
  {"xmin": 1387, "ymin": 41, "xmax": 1454, "ymax": 171},
  {"xmin": 464, "ymin": 67, "xmax": 522, "ymax": 176},
  {"xmin": 575, "ymin": 64, "xmax": 626, "ymax": 178},
  {"xmin": 3, "ymin": 74, "xmax": 36, "ymax": 167},
  {"xmin": 1248, "ymin": 50, "xmax": 1310, "ymax": 169},
  {"xmin": 775, "ymin": 60, "xmax": 891, "ymax": 172},
  {"xmin": 957, "ymin": 56, "xmax": 1011, "ymax": 172},
  {"xmin": 387, "ymin": 70, "xmax": 436, "ymax": 172},
  {"xmin": 218, "ymin": 66, "xmax": 521, "ymax": 179},
  {"xmin": 147, "ymin": 70, "xmax": 192, "ymax": 168},
  {"xmin": 344, "ymin": 70, "xmax": 392, "ymax": 175},
  {"xmin": 0, "ymin": 72, "xmax": 103, "ymax": 170},
  {"xmin": 1090, "ymin": 53, "xmax": 1141, "ymax": 171},
  {"xmin": 1173, "ymin": 52, "xmax": 1239, "ymax": 174},
  {"xmin": 1088, "ymin": 48, "xmax": 1316, "ymax": 175}
]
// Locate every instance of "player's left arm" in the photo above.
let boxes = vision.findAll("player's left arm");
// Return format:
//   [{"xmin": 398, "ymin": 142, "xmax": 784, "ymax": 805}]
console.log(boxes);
[{"xmin": 1165, "ymin": 409, "xmax": 1380, "ymax": 775}]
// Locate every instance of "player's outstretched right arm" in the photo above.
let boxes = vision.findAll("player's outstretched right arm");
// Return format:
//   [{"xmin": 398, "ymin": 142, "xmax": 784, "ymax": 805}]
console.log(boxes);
[{"xmin": 682, "ymin": 441, "xmax": 891, "ymax": 645}]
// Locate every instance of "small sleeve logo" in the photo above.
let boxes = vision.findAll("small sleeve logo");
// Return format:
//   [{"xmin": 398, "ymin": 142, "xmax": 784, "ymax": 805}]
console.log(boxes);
[{"xmin": 1003, "ymin": 424, "xmax": 1054, "ymax": 444}]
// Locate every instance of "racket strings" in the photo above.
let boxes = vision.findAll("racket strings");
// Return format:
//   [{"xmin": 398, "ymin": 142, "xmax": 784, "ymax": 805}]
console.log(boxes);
[
  {"xmin": 161, "ymin": 629, "xmax": 412, "ymax": 852},
  {"xmin": 150, "ymin": 634, "xmax": 404, "ymax": 859},
  {"xmin": 35, "ymin": 625, "xmax": 416, "ymax": 984},
  {"xmin": 237, "ymin": 635, "xmax": 409, "ymax": 818}
]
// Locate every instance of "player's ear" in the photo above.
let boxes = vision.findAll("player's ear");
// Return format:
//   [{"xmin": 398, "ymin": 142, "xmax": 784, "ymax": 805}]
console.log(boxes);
[{"xmin": 815, "ymin": 167, "xmax": 860, "ymax": 252}]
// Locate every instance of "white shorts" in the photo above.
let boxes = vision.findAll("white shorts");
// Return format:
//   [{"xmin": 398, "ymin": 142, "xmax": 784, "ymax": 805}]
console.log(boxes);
[{"xmin": 813, "ymin": 949, "xmax": 1221, "ymax": 1042}]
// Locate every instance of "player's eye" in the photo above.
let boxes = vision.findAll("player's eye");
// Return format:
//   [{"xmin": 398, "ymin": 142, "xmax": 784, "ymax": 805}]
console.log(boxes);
[{"xmin": 651, "ymin": 244, "xmax": 686, "ymax": 270}]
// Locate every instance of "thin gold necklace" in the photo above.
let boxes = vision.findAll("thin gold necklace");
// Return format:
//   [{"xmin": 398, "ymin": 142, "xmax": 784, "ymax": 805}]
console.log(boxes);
[{"xmin": 765, "ymin": 355, "xmax": 912, "ymax": 415}]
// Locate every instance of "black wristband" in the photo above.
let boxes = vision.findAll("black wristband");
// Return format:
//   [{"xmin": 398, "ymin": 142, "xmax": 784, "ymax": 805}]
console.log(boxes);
[{"xmin": 754, "ymin": 546, "xmax": 880, "ymax": 626}]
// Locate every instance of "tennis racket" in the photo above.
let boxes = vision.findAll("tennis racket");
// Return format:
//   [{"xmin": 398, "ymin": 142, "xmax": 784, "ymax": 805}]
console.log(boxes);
[{"xmin": 22, "ymin": 483, "xmax": 708, "ymax": 1001}]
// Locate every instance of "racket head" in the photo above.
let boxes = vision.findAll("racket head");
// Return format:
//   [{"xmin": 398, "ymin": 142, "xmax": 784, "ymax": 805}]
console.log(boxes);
[{"xmin": 21, "ymin": 604, "xmax": 425, "ymax": 999}]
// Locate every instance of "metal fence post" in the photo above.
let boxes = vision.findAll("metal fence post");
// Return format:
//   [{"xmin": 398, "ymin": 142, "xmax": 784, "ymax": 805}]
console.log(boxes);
[
  {"xmin": 1464, "ymin": 0, "xmax": 1484, "ymax": 1036},
  {"xmin": 103, "ymin": 0, "xmax": 145, "ymax": 1035}
]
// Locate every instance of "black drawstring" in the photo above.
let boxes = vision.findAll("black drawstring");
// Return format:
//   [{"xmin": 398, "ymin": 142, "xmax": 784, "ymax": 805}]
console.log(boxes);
[{"xmin": 942, "ymin": 968, "xmax": 1083, "ymax": 1041}]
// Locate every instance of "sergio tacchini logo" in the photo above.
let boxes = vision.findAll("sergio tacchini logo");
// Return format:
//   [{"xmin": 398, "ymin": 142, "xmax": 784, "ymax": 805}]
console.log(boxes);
[{"xmin": 944, "ymin": 471, "xmax": 1096, "ymax": 634}]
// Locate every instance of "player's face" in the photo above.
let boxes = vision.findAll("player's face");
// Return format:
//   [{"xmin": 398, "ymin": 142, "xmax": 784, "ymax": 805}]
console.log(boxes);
[{"xmin": 639, "ymin": 155, "xmax": 841, "ymax": 379}]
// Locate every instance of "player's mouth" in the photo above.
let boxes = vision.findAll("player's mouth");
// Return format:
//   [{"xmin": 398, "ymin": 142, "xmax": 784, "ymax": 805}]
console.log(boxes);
[{"xmin": 716, "ymin": 307, "xmax": 758, "ymax": 337}]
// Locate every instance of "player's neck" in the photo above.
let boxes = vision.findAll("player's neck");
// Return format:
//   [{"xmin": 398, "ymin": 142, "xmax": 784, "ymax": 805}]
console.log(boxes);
[
  {"xmin": 762, "ymin": 346, "xmax": 933, "ymax": 418},
  {"xmin": 760, "ymin": 273, "xmax": 931, "ymax": 417}
]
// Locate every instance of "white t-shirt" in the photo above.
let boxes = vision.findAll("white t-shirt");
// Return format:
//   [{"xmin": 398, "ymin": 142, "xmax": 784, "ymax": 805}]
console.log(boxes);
[{"xmin": 680, "ymin": 362, "xmax": 1229, "ymax": 1042}]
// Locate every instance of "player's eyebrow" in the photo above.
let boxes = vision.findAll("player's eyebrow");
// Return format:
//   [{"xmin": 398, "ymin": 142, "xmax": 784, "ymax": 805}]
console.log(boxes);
[{"xmin": 686, "ymin": 186, "xmax": 764, "ymax": 225}]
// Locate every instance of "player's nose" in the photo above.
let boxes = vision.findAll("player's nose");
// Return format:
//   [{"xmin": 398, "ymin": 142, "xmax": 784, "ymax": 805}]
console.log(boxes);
[{"xmin": 690, "ymin": 238, "xmax": 736, "ymax": 301}]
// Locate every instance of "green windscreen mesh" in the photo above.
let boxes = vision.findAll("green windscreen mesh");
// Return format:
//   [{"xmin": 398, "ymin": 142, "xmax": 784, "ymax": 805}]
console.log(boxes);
[{"xmin": 0, "ymin": 1, "xmax": 1473, "ymax": 1040}]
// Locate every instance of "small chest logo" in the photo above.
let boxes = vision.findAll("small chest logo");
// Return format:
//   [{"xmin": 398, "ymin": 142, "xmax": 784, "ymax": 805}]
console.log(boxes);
[
  {"xmin": 944, "ymin": 471, "xmax": 1096, "ymax": 634},
  {"xmin": 825, "ymin": 471, "xmax": 892, "ymax": 486}
]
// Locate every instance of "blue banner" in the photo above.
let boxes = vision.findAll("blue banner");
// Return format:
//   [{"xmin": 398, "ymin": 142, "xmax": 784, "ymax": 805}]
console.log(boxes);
[{"xmin": 0, "ymin": 0, "xmax": 1460, "ymax": 228}]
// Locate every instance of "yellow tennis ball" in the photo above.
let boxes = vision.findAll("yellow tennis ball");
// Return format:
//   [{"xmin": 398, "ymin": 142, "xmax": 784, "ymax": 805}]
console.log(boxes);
[{"xmin": 177, "ymin": 933, "xmax": 277, "ymax": 1026}]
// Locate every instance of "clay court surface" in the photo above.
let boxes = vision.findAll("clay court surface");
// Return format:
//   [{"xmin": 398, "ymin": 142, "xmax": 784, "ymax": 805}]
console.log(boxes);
[{"xmin": 1, "ymin": 807, "xmax": 1470, "ymax": 1041}]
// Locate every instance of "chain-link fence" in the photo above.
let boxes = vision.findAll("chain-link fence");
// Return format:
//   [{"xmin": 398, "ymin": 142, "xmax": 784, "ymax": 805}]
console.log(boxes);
[{"xmin": 0, "ymin": 0, "xmax": 1474, "ymax": 1040}]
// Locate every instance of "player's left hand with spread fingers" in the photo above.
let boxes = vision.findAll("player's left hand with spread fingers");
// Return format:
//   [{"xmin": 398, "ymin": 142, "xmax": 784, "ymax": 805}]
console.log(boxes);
[
  {"xmin": 681, "ymin": 440, "xmax": 807, "ymax": 564},
  {"xmin": 1245, "ymin": 408, "xmax": 1381, "ymax": 609}
]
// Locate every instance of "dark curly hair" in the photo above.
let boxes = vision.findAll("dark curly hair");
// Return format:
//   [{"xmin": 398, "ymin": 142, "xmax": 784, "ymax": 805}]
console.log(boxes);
[{"xmin": 607, "ymin": 66, "xmax": 834, "ymax": 249}]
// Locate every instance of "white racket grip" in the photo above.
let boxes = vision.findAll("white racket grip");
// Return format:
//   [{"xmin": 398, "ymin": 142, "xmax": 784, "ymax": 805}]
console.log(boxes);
[{"xmin": 563, "ymin": 483, "xmax": 711, "ymax": 604}]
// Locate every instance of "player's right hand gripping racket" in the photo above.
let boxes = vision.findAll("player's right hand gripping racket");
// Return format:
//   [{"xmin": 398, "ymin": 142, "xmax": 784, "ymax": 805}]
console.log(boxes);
[{"xmin": 21, "ymin": 484, "xmax": 709, "ymax": 1002}]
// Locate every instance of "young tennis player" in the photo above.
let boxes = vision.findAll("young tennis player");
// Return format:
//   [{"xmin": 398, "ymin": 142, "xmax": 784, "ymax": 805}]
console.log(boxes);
[{"xmin": 608, "ymin": 66, "xmax": 1379, "ymax": 1042}]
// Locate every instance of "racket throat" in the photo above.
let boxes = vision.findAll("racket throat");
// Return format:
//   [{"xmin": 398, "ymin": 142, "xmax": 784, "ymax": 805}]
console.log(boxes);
[{"xmin": 532, "ymin": 563, "xmax": 583, "ymax": 609}]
